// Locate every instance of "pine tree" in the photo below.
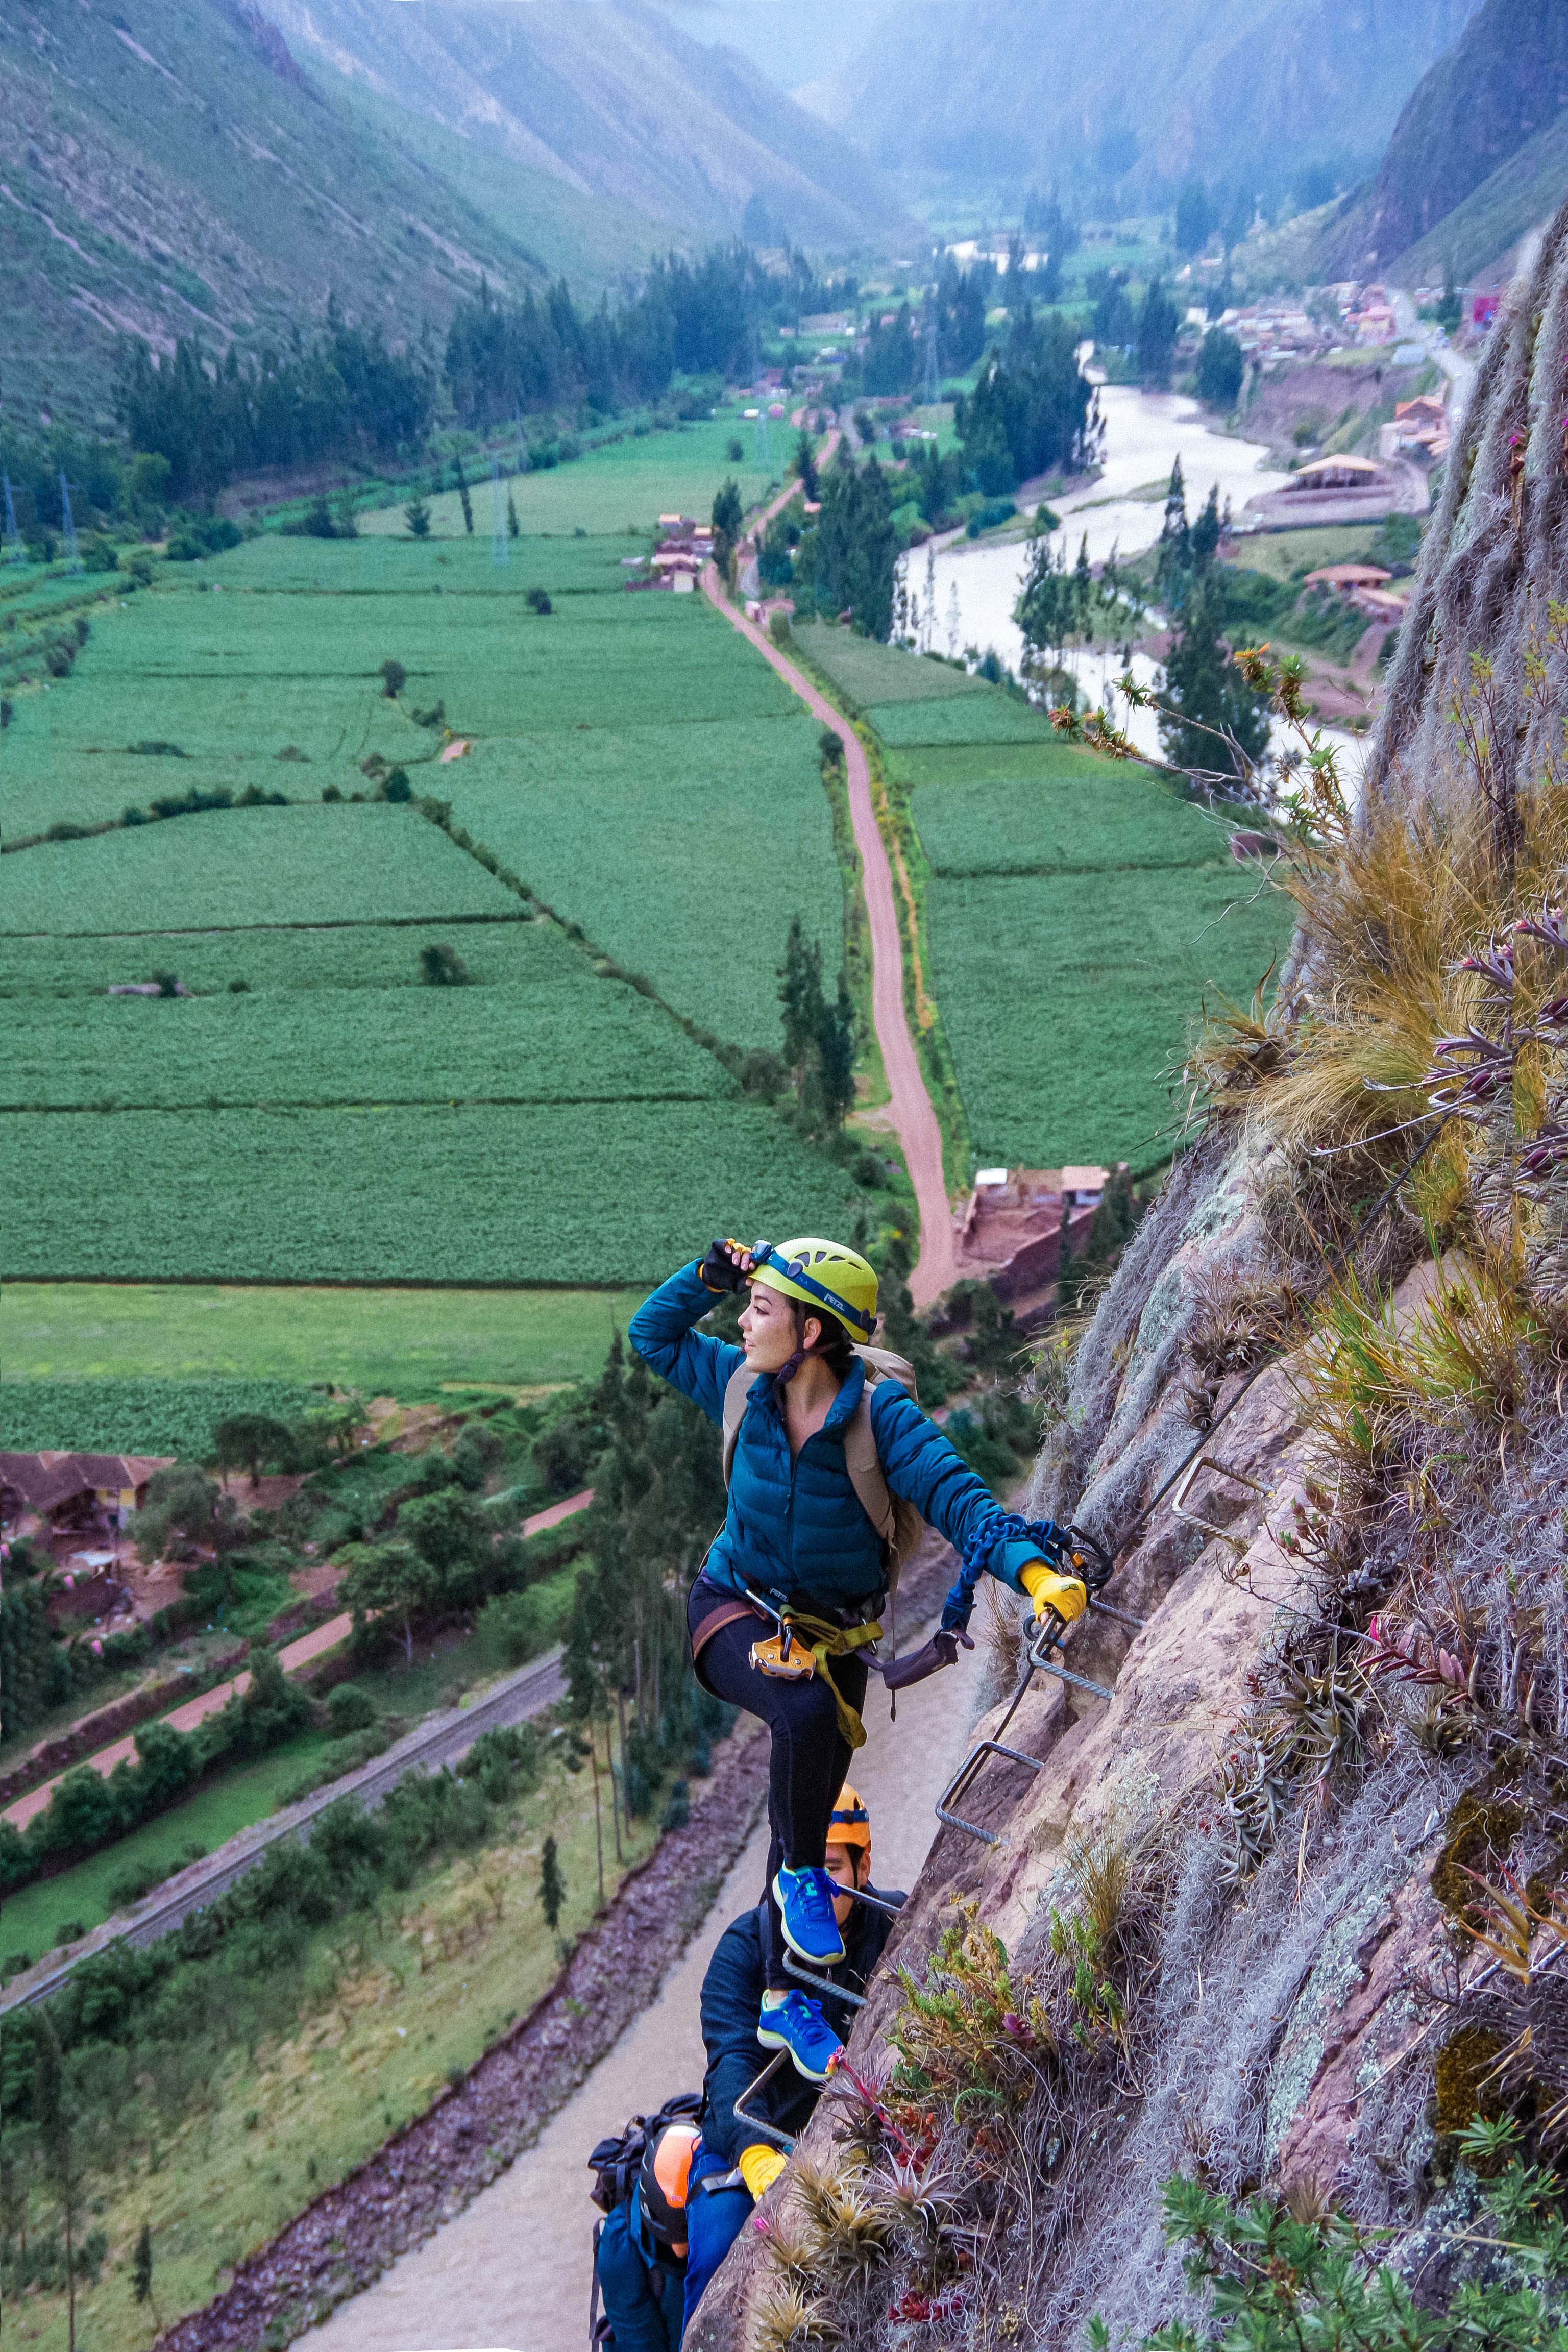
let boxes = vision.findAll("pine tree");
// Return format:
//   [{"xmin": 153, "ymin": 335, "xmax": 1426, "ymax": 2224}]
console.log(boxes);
[
  {"xmin": 453, "ymin": 454, "xmax": 474, "ymax": 535},
  {"xmin": 133, "ymin": 2220, "xmax": 157, "ymax": 2314},
  {"xmin": 793, "ymin": 429, "xmax": 820, "ymax": 502},
  {"xmin": 1136, "ymin": 279, "xmax": 1180, "ymax": 390},
  {"xmin": 778, "ymin": 916, "xmax": 824, "ymax": 1089},
  {"xmin": 1154, "ymin": 458, "xmax": 1189, "ymax": 606},
  {"xmin": 1158, "ymin": 580, "xmax": 1271, "ymax": 791},
  {"xmin": 506, "ymin": 488, "xmax": 520, "ymax": 538},
  {"xmin": 1189, "ymin": 483, "xmax": 1222, "ymax": 572},
  {"xmin": 540, "ymin": 1833, "xmax": 565, "ymax": 1933}
]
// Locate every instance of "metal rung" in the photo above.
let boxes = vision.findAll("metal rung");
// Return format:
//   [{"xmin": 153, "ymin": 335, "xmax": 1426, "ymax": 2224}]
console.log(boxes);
[
  {"xmin": 1089, "ymin": 1597, "xmax": 1146, "ymax": 1630},
  {"xmin": 839, "ymin": 1881, "xmax": 904, "ymax": 1919},
  {"xmin": 936, "ymin": 1735, "xmax": 1044, "ymax": 1845},
  {"xmin": 1171, "ymin": 1455, "xmax": 1270, "ymax": 1555},
  {"xmin": 732, "ymin": 2051, "xmax": 796, "ymax": 2152},
  {"xmin": 783, "ymin": 1950, "xmax": 867, "ymax": 2008},
  {"xmin": 1026, "ymin": 1620, "xmax": 1114, "ymax": 1698}
]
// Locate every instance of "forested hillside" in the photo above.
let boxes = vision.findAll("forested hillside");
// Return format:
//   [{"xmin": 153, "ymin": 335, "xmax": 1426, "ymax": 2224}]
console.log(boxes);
[
  {"xmin": 1320, "ymin": 0, "xmax": 1568, "ymax": 281},
  {"xmin": 827, "ymin": 0, "xmax": 1477, "ymax": 210},
  {"xmin": 0, "ymin": 0, "xmax": 899, "ymax": 436}
]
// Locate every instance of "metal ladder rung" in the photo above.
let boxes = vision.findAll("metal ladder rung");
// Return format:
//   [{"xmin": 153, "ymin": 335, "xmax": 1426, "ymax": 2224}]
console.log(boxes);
[
  {"xmin": 732, "ymin": 2050, "xmax": 797, "ymax": 2152},
  {"xmin": 936, "ymin": 1735, "xmax": 1045, "ymax": 1845},
  {"xmin": 782, "ymin": 1951, "xmax": 867, "ymax": 2008}
]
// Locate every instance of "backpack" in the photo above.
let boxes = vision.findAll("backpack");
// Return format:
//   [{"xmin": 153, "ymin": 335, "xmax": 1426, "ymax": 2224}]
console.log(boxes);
[
  {"xmin": 588, "ymin": 2092, "xmax": 701, "ymax": 2350},
  {"xmin": 587, "ymin": 2091, "xmax": 702, "ymax": 2215},
  {"xmin": 720, "ymin": 1345, "xmax": 926, "ymax": 1598}
]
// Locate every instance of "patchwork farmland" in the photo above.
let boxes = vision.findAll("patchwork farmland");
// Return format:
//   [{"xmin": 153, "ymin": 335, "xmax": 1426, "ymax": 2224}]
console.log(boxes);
[
  {"xmin": 1, "ymin": 506, "xmax": 858, "ymax": 1424},
  {"xmin": 791, "ymin": 620, "xmax": 1295, "ymax": 1173}
]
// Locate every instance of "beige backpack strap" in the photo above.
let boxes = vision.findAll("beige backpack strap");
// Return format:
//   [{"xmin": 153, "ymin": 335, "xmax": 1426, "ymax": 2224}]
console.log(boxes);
[
  {"xmin": 843, "ymin": 1392, "xmax": 897, "ymax": 1561},
  {"xmin": 720, "ymin": 1362, "xmax": 753, "ymax": 1486}
]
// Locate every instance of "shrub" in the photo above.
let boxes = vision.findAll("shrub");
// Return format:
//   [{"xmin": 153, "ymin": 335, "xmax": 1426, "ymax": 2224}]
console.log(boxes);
[
  {"xmin": 326, "ymin": 1682, "xmax": 376, "ymax": 1737},
  {"xmin": 475, "ymin": 1587, "xmax": 551, "ymax": 1669},
  {"xmin": 418, "ymin": 940, "xmax": 469, "ymax": 986},
  {"xmin": 379, "ymin": 659, "xmax": 407, "ymax": 699},
  {"xmin": 526, "ymin": 587, "xmax": 553, "ymax": 614},
  {"xmin": 381, "ymin": 766, "xmax": 412, "ymax": 803}
]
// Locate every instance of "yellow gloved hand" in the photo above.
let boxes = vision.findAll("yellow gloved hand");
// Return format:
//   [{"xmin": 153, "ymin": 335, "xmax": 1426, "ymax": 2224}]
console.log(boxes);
[
  {"xmin": 738, "ymin": 2143, "xmax": 788, "ymax": 2200},
  {"xmin": 1019, "ymin": 1560, "xmax": 1088, "ymax": 1626}
]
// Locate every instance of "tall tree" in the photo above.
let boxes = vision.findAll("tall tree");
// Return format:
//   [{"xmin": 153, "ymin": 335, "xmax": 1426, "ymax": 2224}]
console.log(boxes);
[
  {"xmin": 1135, "ymin": 279, "xmax": 1180, "ymax": 390},
  {"xmin": 1158, "ymin": 581, "xmax": 1271, "ymax": 791},
  {"xmin": 1154, "ymin": 457, "xmax": 1190, "ymax": 606},
  {"xmin": 35, "ymin": 2012, "xmax": 82, "ymax": 2352}
]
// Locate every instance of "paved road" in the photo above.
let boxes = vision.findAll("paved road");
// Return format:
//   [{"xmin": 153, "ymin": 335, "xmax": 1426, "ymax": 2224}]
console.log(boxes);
[
  {"xmin": 1392, "ymin": 289, "xmax": 1478, "ymax": 420},
  {"xmin": 6, "ymin": 1488, "xmax": 594, "ymax": 1831},
  {"xmin": 702, "ymin": 543, "xmax": 959, "ymax": 1308},
  {"xmin": 0, "ymin": 1646, "xmax": 567, "ymax": 2013}
]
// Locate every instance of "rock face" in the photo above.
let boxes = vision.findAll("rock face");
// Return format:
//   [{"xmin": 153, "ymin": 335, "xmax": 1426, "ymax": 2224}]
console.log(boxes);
[
  {"xmin": 1372, "ymin": 196, "xmax": 1568, "ymax": 818},
  {"xmin": 1321, "ymin": 0, "xmax": 1568, "ymax": 276}
]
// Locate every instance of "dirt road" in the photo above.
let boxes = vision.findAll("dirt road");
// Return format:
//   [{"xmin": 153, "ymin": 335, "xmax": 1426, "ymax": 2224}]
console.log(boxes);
[
  {"xmin": 300, "ymin": 1620, "xmax": 978, "ymax": 2352},
  {"xmin": 701, "ymin": 566, "xmax": 958, "ymax": 1308}
]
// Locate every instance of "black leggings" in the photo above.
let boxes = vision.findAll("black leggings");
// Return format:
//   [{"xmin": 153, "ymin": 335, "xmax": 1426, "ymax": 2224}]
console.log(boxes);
[{"xmin": 695, "ymin": 1607, "xmax": 868, "ymax": 1991}]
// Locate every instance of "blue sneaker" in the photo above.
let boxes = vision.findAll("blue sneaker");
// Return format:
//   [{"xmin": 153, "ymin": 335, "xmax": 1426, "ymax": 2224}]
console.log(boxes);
[
  {"xmin": 757, "ymin": 1989, "xmax": 844, "ymax": 2082},
  {"xmin": 773, "ymin": 1863, "xmax": 846, "ymax": 1966}
]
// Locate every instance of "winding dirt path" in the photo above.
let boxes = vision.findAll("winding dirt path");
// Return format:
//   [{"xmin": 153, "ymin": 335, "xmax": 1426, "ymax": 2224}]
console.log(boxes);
[{"xmin": 702, "ymin": 546, "xmax": 958, "ymax": 1307}]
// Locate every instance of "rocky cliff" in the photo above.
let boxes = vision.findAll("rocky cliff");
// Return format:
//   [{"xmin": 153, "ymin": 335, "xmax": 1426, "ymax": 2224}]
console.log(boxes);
[
  {"xmin": 1321, "ymin": 0, "xmax": 1568, "ymax": 281},
  {"xmin": 687, "ymin": 198, "xmax": 1568, "ymax": 2351}
]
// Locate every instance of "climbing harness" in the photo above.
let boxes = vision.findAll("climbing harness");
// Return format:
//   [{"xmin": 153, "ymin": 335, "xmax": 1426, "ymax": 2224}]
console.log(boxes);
[
  {"xmin": 732, "ymin": 1579, "xmax": 884, "ymax": 1750},
  {"xmin": 933, "ymin": 1113, "xmax": 1456, "ymax": 1846}
]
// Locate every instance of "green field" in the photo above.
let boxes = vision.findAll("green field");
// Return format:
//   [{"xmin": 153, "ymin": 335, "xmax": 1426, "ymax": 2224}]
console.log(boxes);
[
  {"xmin": 0, "ymin": 1376, "xmax": 325, "ymax": 1455},
  {"xmin": 912, "ymin": 771, "xmax": 1243, "ymax": 875},
  {"xmin": 358, "ymin": 413, "xmax": 779, "ymax": 539},
  {"xmin": 1, "ymin": 1286, "xmax": 646, "ymax": 1404},
  {"xmin": 4, "ymin": 1102, "xmax": 862, "ymax": 1284},
  {"xmin": 926, "ymin": 862, "xmax": 1291, "ymax": 1168},
  {"xmin": 442, "ymin": 714, "xmax": 845, "ymax": 1043},
  {"xmin": 1, "ymin": 425, "xmax": 859, "ymax": 1319},
  {"xmin": 4, "ymin": 972, "xmax": 734, "ymax": 1109},
  {"xmin": 792, "ymin": 621, "xmax": 990, "ymax": 706},
  {"xmin": 0, "ymin": 917, "xmax": 574, "ymax": 998},
  {"xmin": 0, "ymin": 805, "xmax": 518, "ymax": 935},
  {"xmin": 866, "ymin": 692, "xmax": 1062, "ymax": 748}
]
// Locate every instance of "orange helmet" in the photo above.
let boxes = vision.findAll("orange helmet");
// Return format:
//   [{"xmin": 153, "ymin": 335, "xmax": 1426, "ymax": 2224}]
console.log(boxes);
[
  {"xmin": 828, "ymin": 1783, "xmax": 870, "ymax": 1858},
  {"xmin": 640, "ymin": 2120, "xmax": 700, "ymax": 2252}
]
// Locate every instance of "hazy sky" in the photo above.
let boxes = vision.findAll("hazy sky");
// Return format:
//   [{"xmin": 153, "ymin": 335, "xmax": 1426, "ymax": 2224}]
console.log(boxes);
[{"xmin": 647, "ymin": 0, "xmax": 889, "ymax": 93}]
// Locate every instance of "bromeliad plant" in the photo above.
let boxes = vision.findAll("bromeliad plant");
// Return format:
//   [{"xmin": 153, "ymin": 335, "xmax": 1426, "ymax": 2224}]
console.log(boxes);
[{"xmin": 1096, "ymin": 2119, "xmax": 1568, "ymax": 2351}]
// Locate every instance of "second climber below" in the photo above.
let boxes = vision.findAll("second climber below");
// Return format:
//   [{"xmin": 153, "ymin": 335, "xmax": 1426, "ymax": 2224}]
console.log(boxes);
[{"xmin": 629, "ymin": 1234, "xmax": 1087, "ymax": 2081}]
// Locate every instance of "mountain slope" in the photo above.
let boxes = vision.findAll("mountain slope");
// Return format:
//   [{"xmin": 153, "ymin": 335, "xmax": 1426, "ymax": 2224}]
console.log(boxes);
[
  {"xmin": 263, "ymin": 0, "xmax": 909, "ymax": 251},
  {"xmin": 827, "ymin": 0, "xmax": 1478, "ymax": 204},
  {"xmin": 1320, "ymin": 0, "xmax": 1568, "ymax": 279},
  {"xmin": 0, "ymin": 0, "xmax": 647, "ymax": 437}
]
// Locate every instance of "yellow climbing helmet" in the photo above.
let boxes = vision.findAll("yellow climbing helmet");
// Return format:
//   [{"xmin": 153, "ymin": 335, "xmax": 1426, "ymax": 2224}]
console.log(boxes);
[{"xmin": 750, "ymin": 1237, "xmax": 878, "ymax": 1342}]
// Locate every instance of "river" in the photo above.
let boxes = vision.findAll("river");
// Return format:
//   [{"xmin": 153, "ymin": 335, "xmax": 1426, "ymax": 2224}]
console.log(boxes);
[{"xmin": 901, "ymin": 382, "xmax": 1363, "ymax": 778}]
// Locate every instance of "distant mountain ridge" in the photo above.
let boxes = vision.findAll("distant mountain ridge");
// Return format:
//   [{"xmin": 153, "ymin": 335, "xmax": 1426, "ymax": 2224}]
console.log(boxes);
[
  {"xmin": 826, "ymin": 0, "xmax": 1479, "ymax": 207},
  {"xmin": 264, "ymin": 0, "xmax": 909, "ymax": 252},
  {"xmin": 1319, "ymin": 0, "xmax": 1568, "ymax": 281}
]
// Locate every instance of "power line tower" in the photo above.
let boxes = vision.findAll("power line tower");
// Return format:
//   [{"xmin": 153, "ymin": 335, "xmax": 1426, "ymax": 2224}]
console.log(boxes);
[
  {"xmin": 1, "ymin": 472, "xmax": 22, "ymax": 564},
  {"xmin": 923, "ymin": 297, "xmax": 941, "ymax": 407},
  {"xmin": 492, "ymin": 455, "xmax": 508, "ymax": 566},
  {"xmin": 59, "ymin": 471, "xmax": 81, "ymax": 571},
  {"xmin": 754, "ymin": 404, "xmax": 770, "ymax": 470},
  {"xmin": 514, "ymin": 406, "xmax": 529, "ymax": 475}
]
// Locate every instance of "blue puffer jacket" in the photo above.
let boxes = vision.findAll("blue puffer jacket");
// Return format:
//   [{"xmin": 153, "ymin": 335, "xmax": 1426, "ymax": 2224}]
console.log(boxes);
[{"xmin": 629, "ymin": 1261, "xmax": 1044, "ymax": 1612}]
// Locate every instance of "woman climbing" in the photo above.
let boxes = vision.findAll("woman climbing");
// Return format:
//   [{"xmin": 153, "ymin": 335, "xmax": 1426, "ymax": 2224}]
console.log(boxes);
[{"xmin": 629, "ymin": 1235, "xmax": 1087, "ymax": 2078}]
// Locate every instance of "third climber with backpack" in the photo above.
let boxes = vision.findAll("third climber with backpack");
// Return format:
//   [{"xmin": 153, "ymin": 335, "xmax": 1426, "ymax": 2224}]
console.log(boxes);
[{"xmin": 628, "ymin": 1234, "xmax": 1087, "ymax": 2080}]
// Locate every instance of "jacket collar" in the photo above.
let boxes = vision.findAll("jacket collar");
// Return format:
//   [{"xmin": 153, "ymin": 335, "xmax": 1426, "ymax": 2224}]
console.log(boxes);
[{"xmin": 749, "ymin": 1353, "xmax": 867, "ymax": 1432}]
